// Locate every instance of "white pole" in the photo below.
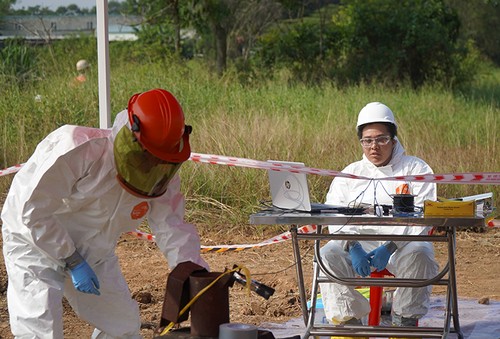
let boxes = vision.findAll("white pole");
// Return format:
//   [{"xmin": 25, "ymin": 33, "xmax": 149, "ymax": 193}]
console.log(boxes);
[{"xmin": 96, "ymin": 0, "xmax": 111, "ymax": 128}]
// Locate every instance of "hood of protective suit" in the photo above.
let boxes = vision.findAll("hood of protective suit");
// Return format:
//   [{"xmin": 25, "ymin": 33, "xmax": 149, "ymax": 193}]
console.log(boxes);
[{"xmin": 325, "ymin": 135, "xmax": 436, "ymax": 236}]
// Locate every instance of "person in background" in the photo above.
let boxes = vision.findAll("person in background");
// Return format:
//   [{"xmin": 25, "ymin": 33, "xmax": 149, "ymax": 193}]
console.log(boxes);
[
  {"xmin": 1, "ymin": 88, "xmax": 208, "ymax": 338},
  {"xmin": 319, "ymin": 102, "xmax": 439, "ymax": 339},
  {"xmin": 75, "ymin": 59, "xmax": 90, "ymax": 83}
]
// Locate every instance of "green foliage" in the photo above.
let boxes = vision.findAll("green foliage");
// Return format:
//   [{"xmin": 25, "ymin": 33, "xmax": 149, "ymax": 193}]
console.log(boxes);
[
  {"xmin": 134, "ymin": 22, "xmax": 178, "ymax": 60},
  {"xmin": 0, "ymin": 38, "xmax": 37, "ymax": 85},
  {"xmin": 126, "ymin": 0, "xmax": 199, "ymax": 60},
  {"xmin": 34, "ymin": 36, "xmax": 97, "ymax": 77},
  {"xmin": 446, "ymin": 0, "xmax": 500, "ymax": 65},
  {"xmin": 277, "ymin": 0, "xmax": 341, "ymax": 19},
  {"xmin": 256, "ymin": 0, "xmax": 473, "ymax": 88},
  {"xmin": 258, "ymin": 16, "xmax": 342, "ymax": 84},
  {"xmin": 336, "ymin": 0, "xmax": 462, "ymax": 87},
  {"xmin": 0, "ymin": 0, "xmax": 15, "ymax": 15},
  {"xmin": 0, "ymin": 38, "xmax": 498, "ymax": 231},
  {"xmin": 10, "ymin": 2, "xmax": 123, "ymax": 15}
]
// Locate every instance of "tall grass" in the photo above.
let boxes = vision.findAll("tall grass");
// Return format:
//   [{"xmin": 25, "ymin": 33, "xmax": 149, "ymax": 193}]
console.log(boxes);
[{"xmin": 0, "ymin": 54, "xmax": 498, "ymax": 238}]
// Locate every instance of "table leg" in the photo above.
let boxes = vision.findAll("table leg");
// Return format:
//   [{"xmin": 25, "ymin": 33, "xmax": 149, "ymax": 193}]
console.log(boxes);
[
  {"xmin": 291, "ymin": 224, "xmax": 309, "ymax": 324},
  {"xmin": 443, "ymin": 277, "xmax": 452, "ymax": 338},
  {"xmin": 303, "ymin": 261, "xmax": 322, "ymax": 339},
  {"xmin": 447, "ymin": 227, "xmax": 464, "ymax": 339}
]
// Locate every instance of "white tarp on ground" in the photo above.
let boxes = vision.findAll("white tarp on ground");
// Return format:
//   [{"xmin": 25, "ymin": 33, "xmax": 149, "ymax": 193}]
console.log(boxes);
[{"xmin": 260, "ymin": 296, "xmax": 500, "ymax": 339}]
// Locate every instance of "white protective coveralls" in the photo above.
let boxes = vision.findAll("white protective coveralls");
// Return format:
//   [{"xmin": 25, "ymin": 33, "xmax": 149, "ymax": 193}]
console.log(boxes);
[
  {"xmin": 319, "ymin": 138, "xmax": 438, "ymax": 323},
  {"xmin": 1, "ymin": 110, "xmax": 208, "ymax": 339}
]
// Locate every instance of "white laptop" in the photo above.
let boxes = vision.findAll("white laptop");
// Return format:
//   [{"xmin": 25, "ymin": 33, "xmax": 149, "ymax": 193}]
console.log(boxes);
[{"xmin": 267, "ymin": 160, "xmax": 342, "ymax": 213}]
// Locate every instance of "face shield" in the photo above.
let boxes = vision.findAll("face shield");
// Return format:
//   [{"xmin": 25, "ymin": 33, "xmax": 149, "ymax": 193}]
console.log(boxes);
[{"xmin": 114, "ymin": 126, "xmax": 183, "ymax": 198}]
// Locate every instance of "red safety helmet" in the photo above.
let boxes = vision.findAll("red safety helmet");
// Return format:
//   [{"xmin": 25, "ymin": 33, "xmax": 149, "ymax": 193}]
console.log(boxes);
[{"xmin": 127, "ymin": 89, "xmax": 191, "ymax": 163}]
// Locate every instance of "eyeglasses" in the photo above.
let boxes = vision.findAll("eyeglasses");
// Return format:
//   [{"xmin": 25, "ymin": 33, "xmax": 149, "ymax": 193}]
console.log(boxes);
[{"xmin": 359, "ymin": 135, "xmax": 392, "ymax": 148}]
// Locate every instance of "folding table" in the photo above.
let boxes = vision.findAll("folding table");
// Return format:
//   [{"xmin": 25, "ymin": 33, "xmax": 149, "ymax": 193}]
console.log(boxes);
[{"xmin": 250, "ymin": 211, "xmax": 484, "ymax": 338}]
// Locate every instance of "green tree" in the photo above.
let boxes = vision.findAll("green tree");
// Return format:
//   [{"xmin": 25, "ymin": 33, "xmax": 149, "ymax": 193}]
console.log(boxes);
[
  {"xmin": 189, "ymin": 0, "xmax": 284, "ymax": 76},
  {"xmin": 0, "ymin": 0, "xmax": 15, "ymax": 15},
  {"xmin": 228, "ymin": 0, "xmax": 283, "ymax": 61},
  {"xmin": 189, "ymin": 0, "xmax": 236, "ymax": 76},
  {"xmin": 446, "ymin": 0, "xmax": 500, "ymax": 65},
  {"xmin": 108, "ymin": 1, "xmax": 124, "ymax": 14},
  {"xmin": 55, "ymin": 6, "xmax": 67, "ymax": 15},
  {"xmin": 124, "ymin": 0, "xmax": 283, "ymax": 76},
  {"xmin": 336, "ymin": 0, "xmax": 462, "ymax": 87},
  {"xmin": 257, "ymin": 0, "xmax": 471, "ymax": 87},
  {"xmin": 257, "ymin": 8, "xmax": 342, "ymax": 84},
  {"xmin": 66, "ymin": 4, "xmax": 81, "ymax": 14},
  {"xmin": 277, "ymin": 0, "xmax": 340, "ymax": 19},
  {"xmin": 125, "ymin": 0, "xmax": 187, "ymax": 57}
]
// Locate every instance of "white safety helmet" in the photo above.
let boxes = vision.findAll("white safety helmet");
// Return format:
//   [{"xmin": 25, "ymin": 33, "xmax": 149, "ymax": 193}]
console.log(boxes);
[
  {"xmin": 76, "ymin": 59, "xmax": 90, "ymax": 71},
  {"xmin": 356, "ymin": 102, "xmax": 397, "ymax": 129}
]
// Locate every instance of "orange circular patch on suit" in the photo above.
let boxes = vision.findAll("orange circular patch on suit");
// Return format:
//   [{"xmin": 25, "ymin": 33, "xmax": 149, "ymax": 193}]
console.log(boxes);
[{"xmin": 131, "ymin": 201, "xmax": 149, "ymax": 219}]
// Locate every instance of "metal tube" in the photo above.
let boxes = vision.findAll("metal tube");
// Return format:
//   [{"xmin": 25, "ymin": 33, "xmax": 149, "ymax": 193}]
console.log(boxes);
[{"xmin": 96, "ymin": 0, "xmax": 111, "ymax": 129}]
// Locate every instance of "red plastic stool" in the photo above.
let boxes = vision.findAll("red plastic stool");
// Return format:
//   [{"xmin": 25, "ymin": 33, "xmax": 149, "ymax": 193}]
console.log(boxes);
[
  {"xmin": 368, "ymin": 268, "xmax": 394, "ymax": 326},
  {"xmin": 368, "ymin": 269, "xmax": 420, "ymax": 327}
]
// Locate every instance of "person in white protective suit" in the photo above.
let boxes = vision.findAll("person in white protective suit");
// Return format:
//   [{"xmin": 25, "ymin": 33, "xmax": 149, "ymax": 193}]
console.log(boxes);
[
  {"xmin": 319, "ymin": 102, "xmax": 439, "ymax": 339},
  {"xmin": 1, "ymin": 88, "xmax": 209, "ymax": 339}
]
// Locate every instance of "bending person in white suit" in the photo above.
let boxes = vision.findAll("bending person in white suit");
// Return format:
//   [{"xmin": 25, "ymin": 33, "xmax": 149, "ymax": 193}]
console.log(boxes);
[{"xmin": 2, "ymin": 89, "xmax": 208, "ymax": 338}]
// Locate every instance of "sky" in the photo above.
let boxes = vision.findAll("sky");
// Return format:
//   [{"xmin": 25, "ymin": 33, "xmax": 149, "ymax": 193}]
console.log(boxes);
[{"xmin": 13, "ymin": 0, "xmax": 106, "ymax": 10}]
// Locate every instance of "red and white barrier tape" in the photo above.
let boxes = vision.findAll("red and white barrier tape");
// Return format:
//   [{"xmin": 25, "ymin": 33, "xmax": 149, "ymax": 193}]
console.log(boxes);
[
  {"xmin": 0, "ymin": 164, "xmax": 24, "ymax": 177},
  {"xmin": 488, "ymin": 218, "xmax": 500, "ymax": 228},
  {"xmin": 2, "ymin": 154, "xmax": 497, "ymax": 252},
  {"xmin": 190, "ymin": 153, "xmax": 500, "ymax": 185},
  {"xmin": 129, "ymin": 219, "xmax": 498, "ymax": 251},
  {"xmin": 1, "ymin": 153, "xmax": 499, "ymax": 184},
  {"xmin": 128, "ymin": 224, "xmax": 318, "ymax": 252}
]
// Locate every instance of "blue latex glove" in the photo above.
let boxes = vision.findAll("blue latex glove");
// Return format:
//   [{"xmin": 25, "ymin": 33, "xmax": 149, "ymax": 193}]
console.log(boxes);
[
  {"xmin": 367, "ymin": 243, "xmax": 395, "ymax": 272},
  {"xmin": 69, "ymin": 260, "xmax": 101, "ymax": 295},
  {"xmin": 348, "ymin": 242, "xmax": 371, "ymax": 277}
]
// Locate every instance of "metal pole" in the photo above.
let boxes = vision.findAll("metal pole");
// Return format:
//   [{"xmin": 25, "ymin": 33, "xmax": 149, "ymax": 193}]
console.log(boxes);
[{"xmin": 96, "ymin": 0, "xmax": 111, "ymax": 129}]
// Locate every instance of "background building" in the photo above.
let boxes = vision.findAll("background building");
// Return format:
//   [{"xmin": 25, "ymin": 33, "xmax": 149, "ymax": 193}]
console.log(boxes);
[{"xmin": 0, "ymin": 14, "xmax": 141, "ymax": 42}]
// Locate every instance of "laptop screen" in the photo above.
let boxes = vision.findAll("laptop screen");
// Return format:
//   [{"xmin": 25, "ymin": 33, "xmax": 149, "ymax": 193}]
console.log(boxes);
[
  {"xmin": 266, "ymin": 160, "xmax": 350, "ymax": 213},
  {"xmin": 267, "ymin": 160, "xmax": 312, "ymax": 211}
]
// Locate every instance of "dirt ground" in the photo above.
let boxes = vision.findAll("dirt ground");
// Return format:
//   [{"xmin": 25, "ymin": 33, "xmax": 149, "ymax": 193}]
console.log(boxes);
[{"xmin": 0, "ymin": 222, "xmax": 499, "ymax": 339}]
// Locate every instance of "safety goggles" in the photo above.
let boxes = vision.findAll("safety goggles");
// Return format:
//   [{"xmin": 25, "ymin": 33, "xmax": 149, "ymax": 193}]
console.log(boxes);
[
  {"xmin": 359, "ymin": 135, "xmax": 392, "ymax": 148},
  {"xmin": 114, "ymin": 126, "xmax": 182, "ymax": 198}
]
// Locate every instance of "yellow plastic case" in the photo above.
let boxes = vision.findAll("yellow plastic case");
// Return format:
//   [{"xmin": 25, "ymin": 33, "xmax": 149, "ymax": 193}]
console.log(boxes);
[{"xmin": 424, "ymin": 200, "xmax": 476, "ymax": 217}]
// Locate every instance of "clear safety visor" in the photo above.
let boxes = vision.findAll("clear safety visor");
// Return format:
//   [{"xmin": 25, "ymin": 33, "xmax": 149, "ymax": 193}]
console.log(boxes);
[{"xmin": 114, "ymin": 126, "xmax": 182, "ymax": 198}]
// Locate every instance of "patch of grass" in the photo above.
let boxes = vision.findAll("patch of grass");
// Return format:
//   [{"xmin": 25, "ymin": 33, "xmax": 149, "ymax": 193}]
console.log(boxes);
[{"xmin": 1, "ymin": 55, "xmax": 498, "ymax": 237}]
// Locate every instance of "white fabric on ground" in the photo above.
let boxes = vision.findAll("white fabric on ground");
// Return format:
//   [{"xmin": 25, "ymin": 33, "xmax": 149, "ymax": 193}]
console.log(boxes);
[{"xmin": 259, "ymin": 296, "xmax": 500, "ymax": 339}]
